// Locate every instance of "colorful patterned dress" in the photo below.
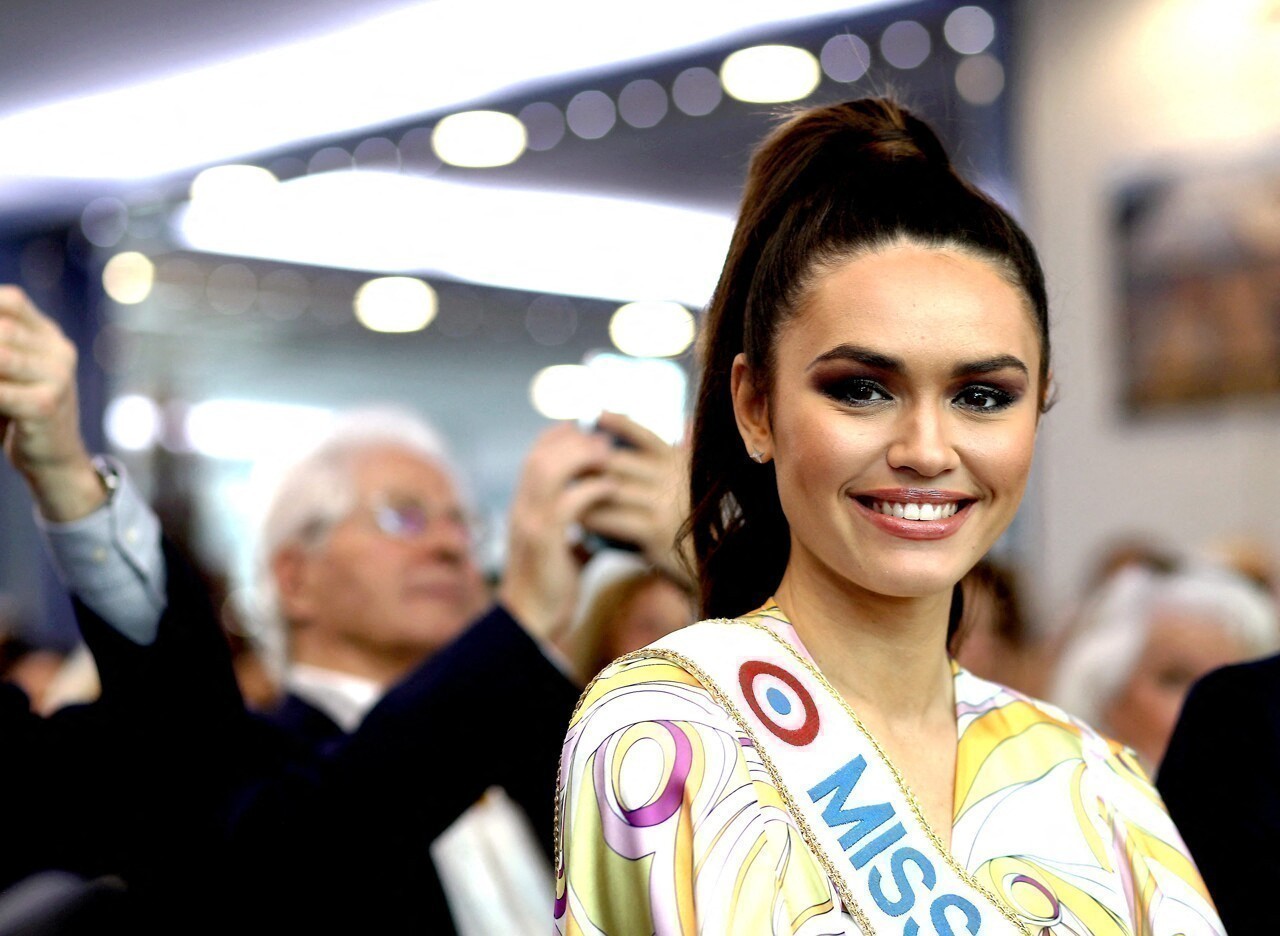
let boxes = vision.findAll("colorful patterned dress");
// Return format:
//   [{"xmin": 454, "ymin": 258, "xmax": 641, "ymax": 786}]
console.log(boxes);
[{"xmin": 554, "ymin": 604, "xmax": 1223, "ymax": 935}]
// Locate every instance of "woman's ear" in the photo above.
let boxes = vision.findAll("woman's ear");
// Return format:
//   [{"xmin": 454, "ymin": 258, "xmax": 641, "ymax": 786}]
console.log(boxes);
[
  {"xmin": 1038, "ymin": 368, "xmax": 1056, "ymax": 421},
  {"xmin": 730, "ymin": 353, "xmax": 772, "ymax": 462}
]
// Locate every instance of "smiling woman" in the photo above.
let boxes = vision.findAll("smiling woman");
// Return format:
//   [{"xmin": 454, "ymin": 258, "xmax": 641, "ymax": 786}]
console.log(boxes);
[{"xmin": 553, "ymin": 99, "xmax": 1225, "ymax": 935}]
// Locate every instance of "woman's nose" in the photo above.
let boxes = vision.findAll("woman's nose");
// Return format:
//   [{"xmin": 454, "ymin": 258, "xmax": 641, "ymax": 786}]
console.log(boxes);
[{"xmin": 886, "ymin": 405, "xmax": 959, "ymax": 478}]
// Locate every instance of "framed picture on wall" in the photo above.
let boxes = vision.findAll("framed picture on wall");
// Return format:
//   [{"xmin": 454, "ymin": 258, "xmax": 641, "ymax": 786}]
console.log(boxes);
[{"xmin": 1115, "ymin": 158, "xmax": 1280, "ymax": 413}]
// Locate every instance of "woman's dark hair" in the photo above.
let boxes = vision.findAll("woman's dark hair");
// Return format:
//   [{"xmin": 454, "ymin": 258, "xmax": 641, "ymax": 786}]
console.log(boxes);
[{"xmin": 682, "ymin": 97, "xmax": 1050, "ymax": 623}]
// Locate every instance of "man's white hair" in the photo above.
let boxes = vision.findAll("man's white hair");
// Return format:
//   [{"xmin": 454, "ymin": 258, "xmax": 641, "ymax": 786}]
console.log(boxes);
[
  {"xmin": 1049, "ymin": 561, "xmax": 1280, "ymax": 731},
  {"xmin": 245, "ymin": 406, "xmax": 460, "ymax": 681}
]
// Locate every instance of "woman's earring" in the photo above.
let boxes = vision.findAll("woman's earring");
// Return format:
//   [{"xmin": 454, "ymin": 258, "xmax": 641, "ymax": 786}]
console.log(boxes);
[{"xmin": 750, "ymin": 449, "xmax": 766, "ymax": 463}]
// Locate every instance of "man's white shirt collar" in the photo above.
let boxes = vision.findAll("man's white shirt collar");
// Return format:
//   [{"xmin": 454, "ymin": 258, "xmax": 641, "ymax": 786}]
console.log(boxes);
[{"xmin": 284, "ymin": 663, "xmax": 383, "ymax": 733}]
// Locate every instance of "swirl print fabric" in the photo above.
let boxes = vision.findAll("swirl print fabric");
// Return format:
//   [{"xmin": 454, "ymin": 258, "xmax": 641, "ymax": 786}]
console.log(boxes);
[{"xmin": 553, "ymin": 607, "xmax": 1223, "ymax": 935}]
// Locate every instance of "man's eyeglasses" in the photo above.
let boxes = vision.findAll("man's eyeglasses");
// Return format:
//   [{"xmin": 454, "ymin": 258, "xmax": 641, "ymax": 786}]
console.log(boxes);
[{"xmin": 366, "ymin": 496, "xmax": 486, "ymax": 546}]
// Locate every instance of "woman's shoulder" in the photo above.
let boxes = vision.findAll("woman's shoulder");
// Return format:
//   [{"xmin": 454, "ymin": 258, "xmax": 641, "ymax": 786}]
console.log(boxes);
[
  {"xmin": 954, "ymin": 664, "xmax": 1135, "ymax": 762},
  {"xmin": 567, "ymin": 627, "xmax": 743, "ymax": 742}
]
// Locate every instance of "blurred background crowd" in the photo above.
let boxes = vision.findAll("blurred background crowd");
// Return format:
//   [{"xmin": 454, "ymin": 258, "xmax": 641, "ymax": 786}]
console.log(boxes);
[{"xmin": 0, "ymin": 0, "xmax": 1278, "ymax": 932}]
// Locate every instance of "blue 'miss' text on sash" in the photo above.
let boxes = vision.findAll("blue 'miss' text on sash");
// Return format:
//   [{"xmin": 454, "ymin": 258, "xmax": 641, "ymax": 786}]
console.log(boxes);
[{"xmin": 808, "ymin": 756, "xmax": 984, "ymax": 936}]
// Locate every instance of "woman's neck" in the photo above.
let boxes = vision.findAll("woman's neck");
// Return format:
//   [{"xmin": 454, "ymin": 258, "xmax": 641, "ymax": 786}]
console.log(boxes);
[{"xmin": 772, "ymin": 557, "xmax": 955, "ymax": 727}]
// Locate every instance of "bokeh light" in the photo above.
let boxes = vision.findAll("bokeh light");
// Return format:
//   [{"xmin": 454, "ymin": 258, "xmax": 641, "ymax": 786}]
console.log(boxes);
[
  {"xmin": 105, "ymin": 394, "xmax": 161, "ymax": 452},
  {"xmin": 207, "ymin": 262, "xmax": 258, "ymax": 315},
  {"xmin": 955, "ymin": 54, "xmax": 1005, "ymax": 105},
  {"xmin": 609, "ymin": 301, "xmax": 696, "ymax": 357},
  {"xmin": 308, "ymin": 147, "xmax": 353, "ymax": 174},
  {"xmin": 525, "ymin": 295, "xmax": 578, "ymax": 346},
  {"xmin": 721, "ymin": 45, "xmax": 821, "ymax": 103},
  {"xmin": 354, "ymin": 276, "xmax": 437, "ymax": 333},
  {"xmin": 530, "ymin": 364, "xmax": 599, "ymax": 419},
  {"xmin": 618, "ymin": 79, "xmax": 669, "ymax": 129},
  {"xmin": 566, "ymin": 90, "xmax": 617, "ymax": 140},
  {"xmin": 880, "ymin": 20, "xmax": 932, "ymax": 70},
  {"xmin": 821, "ymin": 34, "xmax": 872, "ymax": 83},
  {"xmin": 259, "ymin": 268, "xmax": 311, "ymax": 321},
  {"xmin": 944, "ymin": 6, "xmax": 996, "ymax": 55},
  {"xmin": 398, "ymin": 127, "xmax": 442, "ymax": 173},
  {"xmin": 102, "ymin": 251, "xmax": 155, "ymax": 304},
  {"xmin": 153, "ymin": 257, "xmax": 205, "ymax": 311},
  {"xmin": 519, "ymin": 102, "xmax": 567, "ymax": 151},
  {"xmin": 432, "ymin": 110, "xmax": 527, "ymax": 168},
  {"xmin": 672, "ymin": 67, "xmax": 722, "ymax": 116},
  {"xmin": 353, "ymin": 137, "xmax": 401, "ymax": 172},
  {"xmin": 80, "ymin": 197, "xmax": 129, "ymax": 248}
]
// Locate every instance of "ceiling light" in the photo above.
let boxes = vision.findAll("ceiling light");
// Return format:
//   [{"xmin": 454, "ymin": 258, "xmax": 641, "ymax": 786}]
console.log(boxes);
[
  {"xmin": 105, "ymin": 395, "xmax": 161, "ymax": 452},
  {"xmin": 618, "ymin": 79, "xmax": 669, "ymax": 129},
  {"xmin": 174, "ymin": 172, "xmax": 735, "ymax": 306},
  {"xmin": 955, "ymin": 54, "xmax": 1005, "ymax": 105},
  {"xmin": 518, "ymin": 102, "xmax": 566, "ymax": 152},
  {"xmin": 821, "ymin": 34, "xmax": 872, "ymax": 82},
  {"xmin": 185, "ymin": 399, "xmax": 335, "ymax": 461},
  {"xmin": 0, "ymin": 1, "xmax": 907, "ymax": 183},
  {"xmin": 189, "ymin": 164, "xmax": 278, "ymax": 205},
  {"xmin": 102, "ymin": 252, "xmax": 155, "ymax": 304},
  {"xmin": 81, "ymin": 197, "xmax": 129, "ymax": 248},
  {"xmin": 432, "ymin": 110, "xmax": 527, "ymax": 168},
  {"xmin": 943, "ymin": 6, "xmax": 996, "ymax": 55},
  {"xmin": 582, "ymin": 352, "xmax": 687, "ymax": 444},
  {"xmin": 529, "ymin": 354, "xmax": 688, "ymax": 443},
  {"xmin": 566, "ymin": 91, "xmax": 617, "ymax": 140},
  {"xmin": 880, "ymin": 20, "xmax": 931, "ymax": 70},
  {"xmin": 672, "ymin": 67, "xmax": 723, "ymax": 116},
  {"xmin": 354, "ymin": 276, "xmax": 438, "ymax": 332},
  {"xmin": 609, "ymin": 301, "xmax": 696, "ymax": 357},
  {"xmin": 530, "ymin": 364, "xmax": 599, "ymax": 420},
  {"xmin": 721, "ymin": 45, "xmax": 821, "ymax": 103}
]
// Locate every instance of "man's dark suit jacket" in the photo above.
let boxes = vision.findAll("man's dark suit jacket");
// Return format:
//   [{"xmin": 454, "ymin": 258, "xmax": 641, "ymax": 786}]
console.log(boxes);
[
  {"xmin": 251, "ymin": 612, "xmax": 576, "ymax": 935},
  {"xmin": 16, "ymin": 538, "xmax": 580, "ymax": 934},
  {"xmin": 1157, "ymin": 653, "xmax": 1280, "ymax": 935}
]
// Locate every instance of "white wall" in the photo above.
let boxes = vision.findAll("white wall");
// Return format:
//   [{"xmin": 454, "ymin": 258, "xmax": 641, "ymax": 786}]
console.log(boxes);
[{"xmin": 1015, "ymin": 0, "xmax": 1280, "ymax": 624}]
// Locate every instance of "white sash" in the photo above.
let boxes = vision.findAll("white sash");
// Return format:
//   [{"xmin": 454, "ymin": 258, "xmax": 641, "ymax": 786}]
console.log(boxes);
[{"xmin": 648, "ymin": 617, "xmax": 1028, "ymax": 936}]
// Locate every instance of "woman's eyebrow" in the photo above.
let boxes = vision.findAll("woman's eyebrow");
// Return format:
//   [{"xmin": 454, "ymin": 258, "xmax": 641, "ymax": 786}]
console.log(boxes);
[
  {"xmin": 806, "ymin": 346, "xmax": 1029, "ymax": 380},
  {"xmin": 806, "ymin": 344, "xmax": 901, "ymax": 373},
  {"xmin": 951, "ymin": 354, "xmax": 1028, "ymax": 379}
]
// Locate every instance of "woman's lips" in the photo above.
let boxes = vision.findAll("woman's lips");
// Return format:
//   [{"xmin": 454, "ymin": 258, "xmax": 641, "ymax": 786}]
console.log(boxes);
[{"xmin": 850, "ymin": 490, "xmax": 975, "ymax": 540}]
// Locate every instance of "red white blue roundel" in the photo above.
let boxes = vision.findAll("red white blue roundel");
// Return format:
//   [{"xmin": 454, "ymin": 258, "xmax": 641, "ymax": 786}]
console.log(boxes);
[{"xmin": 738, "ymin": 660, "xmax": 820, "ymax": 746}]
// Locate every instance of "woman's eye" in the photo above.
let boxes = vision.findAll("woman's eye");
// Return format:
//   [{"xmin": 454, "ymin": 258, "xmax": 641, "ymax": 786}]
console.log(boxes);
[
  {"xmin": 954, "ymin": 384, "xmax": 1016, "ymax": 412},
  {"xmin": 822, "ymin": 378, "xmax": 890, "ymax": 407}
]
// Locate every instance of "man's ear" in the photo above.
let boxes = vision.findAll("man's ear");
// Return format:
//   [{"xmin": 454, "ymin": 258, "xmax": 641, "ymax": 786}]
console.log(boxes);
[
  {"xmin": 730, "ymin": 353, "xmax": 772, "ymax": 462},
  {"xmin": 272, "ymin": 545, "xmax": 316, "ymax": 626}
]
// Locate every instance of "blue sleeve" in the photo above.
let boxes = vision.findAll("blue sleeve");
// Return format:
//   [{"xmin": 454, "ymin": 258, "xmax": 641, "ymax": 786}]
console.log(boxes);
[{"xmin": 35, "ymin": 456, "xmax": 166, "ymax": 645}]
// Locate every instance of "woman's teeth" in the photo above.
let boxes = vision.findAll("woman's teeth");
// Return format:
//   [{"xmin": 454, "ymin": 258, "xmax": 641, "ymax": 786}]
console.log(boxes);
[{"xmin": 870, "ymin": 500, "xmax": 960, "ymax": 521}]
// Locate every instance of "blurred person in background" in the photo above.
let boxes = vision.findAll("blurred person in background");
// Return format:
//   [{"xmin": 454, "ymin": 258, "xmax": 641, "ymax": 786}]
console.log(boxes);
[
  {"xmin": 1159, "ymin": 629, "xmax": 1280, "ymax": 932},
  {"xmin": 949, "ymin": 556, "xmax": 1044, "ymax": 696},
  {"xmin": 557, "ymin": 549, "xmax": 695, "ymax": 682},
  {"xmin": 0, "ymin": 284, "xmax": 241, "ymax": 929},
  {"xmin": 1049, "ymin": 559, "xmax": 1280, "ymax": 772},
  {"xmin": 0, "ymin": 631, "xmax": 66, "ymax": 714},
  {"xmin": 0, "ymin": 281, "xmax": 694, "ymax": 932}
]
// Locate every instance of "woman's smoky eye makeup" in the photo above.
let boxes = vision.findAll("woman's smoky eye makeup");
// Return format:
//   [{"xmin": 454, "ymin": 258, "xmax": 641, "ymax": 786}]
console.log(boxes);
[
  {"xmin": 813, "ymin": 372, "xmax": 891, "ymax": 407},
  {"xmin": 810, "ymin": 363, "xmax": 1027, "ymax": 412}
]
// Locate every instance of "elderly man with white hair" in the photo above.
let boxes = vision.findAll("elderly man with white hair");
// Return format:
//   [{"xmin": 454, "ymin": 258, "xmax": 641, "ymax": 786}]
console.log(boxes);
[
  {"xmin": 1050, "ymin": 559, "xmax": 1280, "ymax": 772},
  {"xmin": 0, "ymin": 284, "xmax": 690, "ymax": 932}
]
